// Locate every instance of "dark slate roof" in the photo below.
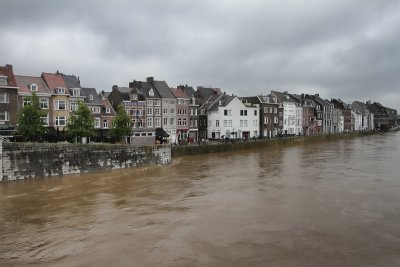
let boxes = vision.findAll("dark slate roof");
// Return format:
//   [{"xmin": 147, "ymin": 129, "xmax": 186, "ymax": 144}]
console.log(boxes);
[
  {"xmin": 352, "ymin": 101, "xmax": 368, "ymax": 111},
  {"xmin": 271, "ymin": 91, "xmax": 296, "ymax": 103},
  {"xmin": 313, "ymin": 94, "xmax": 332, "ymax": 106},
  {"xmin": 199, "ymin": 93, "xmax": 222, "ymax": 111},
  {"xmin": 61, "ymin": 74, "xmax": 81, "ymax": 89},
  {"xmin": 240, "ymin": 96, "xmax": 261, "ymax": 105},
  {"xmin": 182, "ymin": 86, "xmax": 195, "ymax": 97},
  {"xmin": 152, "ymin": 80, "xmax": 175, "ymax": 99},
  {"xmin": 139, "ymin": 82, "xmax": 162, "ymax": 99},
  {"xmin": 288, "ymin": 93, "xmax": 302, "ymax": 103},
  {"xmin": 209, "ymin": 94, "xmax": 236, "ymax": 111},
  {"xmin": 81, "ymin": 87, "xmax": 102, "ymax": 105}
]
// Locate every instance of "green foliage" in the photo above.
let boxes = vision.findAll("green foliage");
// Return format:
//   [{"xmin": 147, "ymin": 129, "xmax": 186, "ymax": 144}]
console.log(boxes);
[
  {"xmin": 110, "ymin": 104, "xmax": 131, "ymax": 141},
  {"xmin": 66, "ymin": 101, "xmax": 95, "ymax": 141},
  {"xmin": 17, "ymin": 93, "xmax": 47, "ymax": 141}
]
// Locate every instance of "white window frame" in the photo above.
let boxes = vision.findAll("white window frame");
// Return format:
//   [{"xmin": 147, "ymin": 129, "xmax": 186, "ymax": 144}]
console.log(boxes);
[
  {"xmin": 103, "ymin": 120, "xmax": 109, "ymax": 128},
  {"xmin": 0, "ymin": 110, "xmax": 9, "ymax": 121},
  {"xmin": 95, "ymin": 117, "xmax": 100, "ymax": 128},
  {"xmin": 40, "ymin": 98, "xmax": 49, "ymax": 109},
  {"xmin": 0, "ymin": 92, "xmax": 9, "ymax": 103},
  {"xmin": 106, "ymin": 107, "xmax": 111, "ymax": 114},
  {"xmin": 30, "ymin": 83, "xmax": 38, "ymax": 92},
  {"xmin": 55, "ymin": 116, "xmax": 67, "ymax": 126},
  {"xmin": 55, "ymin": 100, "xmax": 67, "ymax": 110}
]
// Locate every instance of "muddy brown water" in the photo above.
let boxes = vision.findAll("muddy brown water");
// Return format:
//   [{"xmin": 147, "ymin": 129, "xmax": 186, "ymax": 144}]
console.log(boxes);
[{"xmin": 1, "ymin": 132, "xmax": 400, "ymax": 267}]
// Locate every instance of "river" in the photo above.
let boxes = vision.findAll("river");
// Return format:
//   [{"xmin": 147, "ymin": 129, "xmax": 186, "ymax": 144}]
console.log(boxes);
[{"xmin": 1, "ymin": 132, "xmax": 400, "ymax": 266}]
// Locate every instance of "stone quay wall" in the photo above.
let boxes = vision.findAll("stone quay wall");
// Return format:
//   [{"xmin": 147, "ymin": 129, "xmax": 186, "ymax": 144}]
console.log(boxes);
[
  {"xmin": 0, "ymin": 142, "xmax": 171, "ymax": 182},
  {"xmin": 171, "ymin": 131, "xmax": 377, "ymax": 157}
]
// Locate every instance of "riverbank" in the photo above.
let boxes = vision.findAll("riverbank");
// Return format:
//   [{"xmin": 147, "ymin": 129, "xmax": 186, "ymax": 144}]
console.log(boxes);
[{"xmin": 171, "ymin": 131, "xmax": 378, "ymax": 157}]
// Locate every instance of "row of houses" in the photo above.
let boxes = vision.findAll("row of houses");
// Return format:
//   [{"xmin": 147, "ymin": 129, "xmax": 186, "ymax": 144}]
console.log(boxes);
[{"xmin": 1, "ymin": 64, "xmax": 398, "ymax": 144}]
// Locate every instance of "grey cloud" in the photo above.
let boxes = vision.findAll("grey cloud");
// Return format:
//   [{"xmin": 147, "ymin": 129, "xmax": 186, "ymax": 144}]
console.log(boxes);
[{"xmin": 1, "ymin": 0, "xmax": 400, "ymax": 110}]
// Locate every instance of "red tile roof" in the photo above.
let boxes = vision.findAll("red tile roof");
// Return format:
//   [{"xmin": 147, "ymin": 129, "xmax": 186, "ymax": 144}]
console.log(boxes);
[
  {"xmin": 171, "ymin": 88, "xmax": 188, "ymax": 98},
  {"xmin": 15, "ymin": 75, "xmax": 51, "ymax": 94},
  {"xmin": 101, "ymin": 99, "xmax": 116, "ymax": 116},
  {"xmin": 0, "ymin": 64, "xmax": 18, "ymax": 87},
  {"xmin": 41, "ymin": 72, "xmax": 68, "ymax": 93}
]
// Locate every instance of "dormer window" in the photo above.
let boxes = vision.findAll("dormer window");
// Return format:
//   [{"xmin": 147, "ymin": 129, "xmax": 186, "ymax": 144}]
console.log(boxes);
[
  {"xmin": 89, "ymin": 95, "xmax": 93, "ymax": 100},
  {"xmin": 0, "ymin": 76, "xmax": 7, "ymax": 85},
  {"xmin": 106, "ymin": 107, "xmax": 111, "ymax": 113},
  {"xmin": 56, "ymin": 87, "xmax": 65, "ymax": 94},
  {"xmin": 149, "ymin": 88, "xmax": 154, "ymax": 97},
  {"xmin": 30, "ymin": 83, "xmax": 38, "ymax": 91},
  {"xmin": 71, "ymin": 88, "xmax": 80, "ymax": 96}
]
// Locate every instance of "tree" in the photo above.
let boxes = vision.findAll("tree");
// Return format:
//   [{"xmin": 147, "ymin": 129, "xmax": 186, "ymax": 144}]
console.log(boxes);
[
  {"xmin": 66, "ymin": 101, "xmax": 95, "ymax": 142},
  {"xmin": 110, "ymin": 104, "xmax": 131, "ymax": 142},
  {"xmin": 17, "ymin": 92, "xmax": 46, "ymax": 141}
]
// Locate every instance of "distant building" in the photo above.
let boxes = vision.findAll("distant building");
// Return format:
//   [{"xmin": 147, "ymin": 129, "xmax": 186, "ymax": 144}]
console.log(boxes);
[{"xmin": 0, "ymin": 64, "xmax": 19, "ymax": 136}]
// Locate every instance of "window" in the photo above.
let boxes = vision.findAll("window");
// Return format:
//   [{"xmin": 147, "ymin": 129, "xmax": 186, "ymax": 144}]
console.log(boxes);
[
  {"xmin": 106, "ymin": 107, "xmax": 111, "ymax": 113},
  {"xmin": 170, "ymin": 118, "xmax": 174, "ymax": 125},
  {"xmin": 164, "ymin": 118, "xmax": 168, "ymax": 126},
  {"xmin": 190, "ymin": 109, "xmax": 193, "ymax": 116},
  {"xmin": 240, "ymin": 110, "xmax": 247, "ymax": 116},
  {"xmin": 183, "ymin": 119, "xmax": 187, "ymax": 126},
  {"xmin": 89, "ymin": 95, "xmax": 93, "ymax": 101},
  {"xmin": 103, "ymin": 120, "xmax": 109, "ymax": 128},
  {"xmin": 154, "ymin": 107, "xmax": 161, "ymax": 116},
  {"xmin": 147, "ymin": 108, "xmax": 153, "ymax": 116},
  {"xmin": 274, "ymin": 116, "xmax": 278, "ymax": 123},
  {"xmin": 216, "ymin": 120, "xmax": 219, "ymax": 127},
  {"xmin": 30, "ymin": 83, "xmax": 38, "ymax": 91},
  {"xmin": 154, "ymin": 100, "xmax": 161, "ymax": 106},
  {"xmin": 95, "ymin": 118, "xmax": 100, "ymax": 128},
  {"xmin": 70, "ymin": 102, "xmax": 78, "ymax": 111},
  {"xmin": 90, "ymin": 107, "xmax": 101, "ymax": 114},
  {"xmin": 0, "ymin": 92, "xmax": 9, "ymax": 103},
  {"xmin": 71, "ymin": 88, "xmax": 80, "ymax": 96},
  {"xmin": 178, "ymin": 119, "xmax": 182, "ymax": 126},
  {"xmin": 0, "ymin": 76, "xmax": 7, "ymax": 85},
  {"xmin": 40, "ymin": 98, "xmax": 49, "ymax": 109},
  {"xmin": 253, "ymin": 120, "xmax": 258, "ymax": 127},
  {"xmin": 170, "ymin": 100, "xmax": 175, "ymax": 105},
  {"xmin": 147, "ymin": 100, "xmax": 153, "ymax": 106},
  {"xmin": 274, "ymin": 108, "xmax": 277, "ymax": 113},
  {"xmin": 155, "ymin": 117, "xmax": 161, "ymax": 127},
  {"xmin": 163, "ymin": 108, "xmax": 168, "ymax": 114},
  {"xmin": 56, "ymin": 87, "xmax": 65, "ymax": 94},
  {"xmin": 0, "ymin": 111, "xmax": 9, "ymax": 121},
  {"xmin": 254, "ymin": 110, "xmax": 257, "ymax": 116},
  {"xmin": 55, "ymin": 100, "xmax": 67, "ymax": 110},
  {"xmin": 147, "ymin": 117, "xmax": 153, "ymax": 127},
  {"xmin": 194, "ymin": 109, "xmax": 197, "ymax": 115},
  {"xmin": 23, "ymin": 99, "xmax": 31, "ymax": 106},
  {"xmin": 55, "ymin": 116, "xmax": 67, "ymax": 126},
  {"xmin": 170, "ymin": 108, "xmax": 175, "ymax": 114},
  {"xmin": 41, "ymin": 114, "xmax": 49, "ymax": 126}
]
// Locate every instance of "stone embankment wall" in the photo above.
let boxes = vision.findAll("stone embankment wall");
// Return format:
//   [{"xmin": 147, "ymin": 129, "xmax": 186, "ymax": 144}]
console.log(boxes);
[
  {"xmin": 0, "ymin": 143, "xmax": 171, "ymax": 182},
  {"xmin": 171, "ymin": 131, "xmax": 377, "ymax": 157}
]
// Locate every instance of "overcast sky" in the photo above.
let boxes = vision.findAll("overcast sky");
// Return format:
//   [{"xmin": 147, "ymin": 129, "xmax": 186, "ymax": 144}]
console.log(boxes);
[{"xmin": 1, "ymin": 0, "xmax": 399, "ymax": 111}]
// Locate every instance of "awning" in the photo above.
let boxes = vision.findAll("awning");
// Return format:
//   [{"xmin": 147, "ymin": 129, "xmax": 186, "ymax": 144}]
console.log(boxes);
[{"xmin": 156, "ymin": 128, "xmax": 170, "ymax": 138}]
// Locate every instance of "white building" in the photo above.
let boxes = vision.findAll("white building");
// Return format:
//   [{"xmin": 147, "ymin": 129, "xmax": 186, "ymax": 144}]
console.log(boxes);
[
  {"xmin": 206, "ymin": 94, "xmax": 259, "ymax": 139},
  {"xmin": 271, "ymin": 91, "xmax": 302, "ymax": 135}
]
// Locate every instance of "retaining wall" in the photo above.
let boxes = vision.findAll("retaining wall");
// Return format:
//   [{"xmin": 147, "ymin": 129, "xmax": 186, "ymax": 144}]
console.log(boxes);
[{"xmin": 0, "ymin": 142, "xmax": 171, "ymax": 181}]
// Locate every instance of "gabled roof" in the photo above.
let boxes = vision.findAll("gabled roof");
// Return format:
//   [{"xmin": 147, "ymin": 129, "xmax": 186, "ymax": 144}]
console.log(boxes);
[
  {"xmin": 312, "ymin": 94, "xmax": 332, "ymax": 106},
  {"xmin": 182, "ymin": 85, "xmax": 195, "ymax": 97},
  {"xmin": 171, "ymin": 87, "xmax": 189, "ymax": 99},
  {"xmin": 61, "ymin": 74, "xmax": 81, "ymax": 89},
  {"xmin": 271, "ymin": 91, "xmax": 296, "ymax": 103},
  {"xmin": 196, "ymin": 86, "xmax": 222, "ymax": 100},
  {"xmin": 257, "ymin": 95, "xmax": 279, "ymax": 104},
  {"xmin": 288, "ymin": 93, "xmax": 302, "ymax": 103},
  {"xmin": 0, "ymin": 64, "xmax": 17, "ymax": 87},
  {"xmin": 352, "ymin": 101, "xmax": 368, "ymax": 111},
  {"xmin": 81, "ymin": 87, "xmax": 102, "ymax": 105},
  {"xmin": 152, "ymin": 80, "xmax": 175, "ymax": 99},
  {"xmin": 199, "ymin": 93, "xmax": 221, "ymax": 111},
  {"xmin": 209, "ymin": 94, "xmax": 236, "ymax": 111},
  {"xmin": 42, "ymin": 72, "xmax": 68, "ymax": 93},
  {"xmin": 240, "ymin": 96, "xmax": 261, "ymax": 105},
  {"xmin": 138, "ymin": 82, "xmax": 162, "ymax": 99},
  {"xmin": 101, "ymin": 99, "xmax": 116, "ymax": 116},
  {"xmin": 15, "ymin": 75, "xmax": 51, "ymax": 94}
]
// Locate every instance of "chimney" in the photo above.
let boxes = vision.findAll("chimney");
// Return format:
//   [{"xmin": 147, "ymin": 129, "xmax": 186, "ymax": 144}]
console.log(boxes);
[
  {"xmin": 77, "ymin": 76, "xmax": 80, "ymax": 85},
  {"xmin": 146, "ymin": 77, "xmax": 154, "ymax": 82},
  {"xmin": 5, "ymin": 64, "xmax": 13, "ymax": 70},
  {"xmin": 315, "ymin": 94, "xmax": 319, "ymax": 97},
  {"xmin": 112, "ymin": 85, "xmax": 118, "ymax": 91}
]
